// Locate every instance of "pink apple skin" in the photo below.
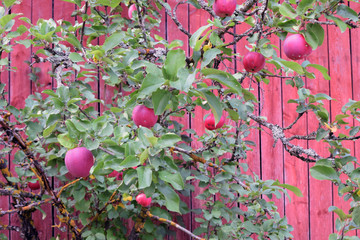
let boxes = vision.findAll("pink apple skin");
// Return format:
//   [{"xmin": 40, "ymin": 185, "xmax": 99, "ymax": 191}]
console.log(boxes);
[
  {"xmin": 128, "ymin": 4, "xmax": 137, "ymax": 19},
  {"xmin": 205, "ymin": 113, "xmax": 226, "ymax": 130},
  {"xmin": 28, "ymin": 181, "xmax": 40, "ymax": 190},
  {"xmin": 213, "ymin": 0, "xmax": 237, "ymax": 18},
  {"xmin": 65, "ymin": 147, "xmax": 94, "ymax": 178},
  {"xmin": 283, "ymin": 34, "xmax": 312, "ymax": 60},
  {"xmin": 243, "ymin": 52, "xmax": 266, "ymax": 73},
  {"xmin": 136, "ymin": 193, "xmax": 152, "ymax": 207},
  {"xmin": 132, "ymin": 105, "xmax": 158, "ymax": 128}
]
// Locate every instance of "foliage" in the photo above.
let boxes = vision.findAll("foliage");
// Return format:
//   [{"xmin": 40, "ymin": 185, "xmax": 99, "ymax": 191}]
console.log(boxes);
[{"xmin": 0, "ymin": 0, "xmax": 359, "ymax": 239}]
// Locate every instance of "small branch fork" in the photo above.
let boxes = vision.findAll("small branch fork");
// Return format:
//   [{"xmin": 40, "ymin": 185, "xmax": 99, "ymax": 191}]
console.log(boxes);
[
  {"xmin": 129, "ymin": 207, "xmax": 205, "ymax": 240},
  {"xmin": 146, "ymin": 211, "xmax": 205, "ymax": 240},
  {"xmin": 170, "ymin": 147, "xmax": 249, "ymax": 189}
]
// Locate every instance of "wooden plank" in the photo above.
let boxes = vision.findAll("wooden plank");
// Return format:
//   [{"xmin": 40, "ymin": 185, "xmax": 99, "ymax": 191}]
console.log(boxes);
[
  {"xmin": 306, "ymin": 26, "xmax": 333, "ymax": 238},
  {"xmin": 165, "ymin": 1, "xmax": 191, "ymax": 239},
  {"xmin": 29, "ymin": 0, "xmax": 54, "ymax": 239},
  {"xmin": 260, "ymin": 35, "xmax": 285, "ymax": 217},
  {"xmin": 281, "ymin": 41, "xmax": 309, "ymax": 239},
  {"xmin": 350, "ymin": 2, "xmax": 360, "ymax": 237},
  {"xmin": 236, "ymin": 34, "xmax": 261, "ymax": 175},
  {"xmin": 52, "ymin": 1, "xmax": 75, "ymax": 238},
  {"xmin": 0, "ymin": 50, "xmax": 10, "ymax": 239},
  {"xmin": 188, "ymin": 5, "xmax": 211, "ymax": 237},
  {"xmin": 9, "ymin": 1, "xmax": 32, "ymax": 239},
  {"xmin": 328, "ymin": 22, "xmax": 355, "ymax": 236}
]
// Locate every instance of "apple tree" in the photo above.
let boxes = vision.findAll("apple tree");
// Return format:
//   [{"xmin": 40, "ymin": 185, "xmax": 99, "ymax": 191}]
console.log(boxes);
[{"xmin": 0, "ymin": 0, "xmax": 359, "ymax": 239}]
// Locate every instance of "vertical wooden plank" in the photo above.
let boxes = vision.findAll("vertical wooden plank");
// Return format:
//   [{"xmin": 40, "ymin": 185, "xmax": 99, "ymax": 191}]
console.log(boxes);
[
  {"xmin": 165, "ymin": 1, "xmax": 191, "ymax": 239},
  {"xmin": 328, "ymin": 21, "xmax": 355, "ymax": 236},
  {"xmin": 0, "ymin": 9, "xmax": 10, "ymax": 237},
  {"xmin": 30, "ymin": 0, "xmax": 54, "ymax": 239},
  {"xmin": 306, "ymin": 26, "xmax": 333, "ymax": 238},
  {"xmin": 188, "ymin": 5, "xmax": 210, "ymax": 236},
  {"xmin": 235, "ymin": 23, "xmax": 261, "ymax": 177},
  {"xmin": 260, "ymin": 36, "xmax": 285, "ymax": 217},
  {"xmin": 281, "ymin": 42, "xmax": 309, "ymax": 239},
  {"xmin": 52, "ymin": 1, "xmax": 75, "ymax": 238},
  {"xmin": 350, "ymin": 3, "xmax": 360, "ymax": 236},
  {"xmin": 9, "ymin": 1, "xmax": 32, "ymax": 239}
]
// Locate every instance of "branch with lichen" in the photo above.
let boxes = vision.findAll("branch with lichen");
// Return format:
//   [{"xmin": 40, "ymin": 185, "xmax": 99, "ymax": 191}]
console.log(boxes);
[
  {"xmin": 146, "ymin": 211, "xmax": 206, "ymax": 240},
  {"xmin": 0, "ymin": 113, "xmax": 82, "ymax": 239}
]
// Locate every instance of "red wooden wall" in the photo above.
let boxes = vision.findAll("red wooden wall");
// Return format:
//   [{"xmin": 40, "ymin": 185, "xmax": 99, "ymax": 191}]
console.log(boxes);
[{"xmin": 1, "ymin": 0, "xmax": 360, "ymax": 239}]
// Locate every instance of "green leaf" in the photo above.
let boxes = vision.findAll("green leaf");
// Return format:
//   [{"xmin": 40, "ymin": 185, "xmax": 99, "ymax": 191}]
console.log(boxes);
[
  {"xmin": 97, "ymin": 0, "xmax": 121, "ymax": 8},
  {"xmin": 84, "ymin": 138, "xmax": 100, "ymax": 151},
  {"xmin": 152, "ymin": 89, "xmax": 171, "ymax": 115},
  {"xmin": 102, "ymin": 32, "xmax": 124, "ymax": 52},
  {"xmin": 201, "ymin": 48, "xmax": 221, "ymax": 69},
  {"xmin": 0, "ymin": 14, "xmax": 17, "ymax": 27},
  {"xmin": 57, "ymin": 133, "xmax": 77, "ymax": 149},
  {"xmin": 316, "ymin": 128, "xmax": 329, "ymax": 141},
  {"xmin": 296, "ymin": 0, "xmax": 315, "ymax": 14},
  {"xmin": 137, "ymin": 166, "xmax": 152, "ymax": 189},
  {"xmin": 352, "ymin": 207, "xmax": 360, "ymax": 228},
  {"xmin": 170, "ymin": 68, "xmax": 197, "ymax": 92},
  {"xmin": 65, "ymin": 34, "xmax": 82, "ymax": 50},
  {"xmin": 280, "ymin": 60, "xmax": 305, "ymax": 74},
  {"xmin": 350, "ymin": 168, "xmax": 360, "ymax": 181},
  {"xmin": 120, "ymin": 155, "xmax": 140, "ymax": 169},
  {"xmin": 272, "ymin": 180, "xmax": 303, "ymax": 197},
  {"xmin": 197, "ymin": 89, "xmax": 223, "ymax": 124},
  {"xmin": 189, "ymin": 24, "xmax": 212, "ymax": 50},
  {"xmin": 43, "ymin": 122, "xmax": 57, "ymax": 137},
  {"xmin": 158, "ymin": 184, "xmax": 180, "ymax": 213},
  {"xmin": 325, "ymin": 15, "xmax": 348, "ymax": 33},
  {"xmin": 163, "ymin": 49, "xmax": 186, "ymax": 81},
  {"xmin": 307, "ymin": 23, "xmax": 324, "ymax": 46},
  {"xmin": 159, "ymin": 170, "xmax": 184, "ymax": 190},
  {"xmin": 157, "ymin": 133, "xmax": 181, "ymax": 148},
  {"xmin": 337, "ymin": 4, "xmax": 358, "ymax": 22},
  {"xmin": 306, "ymin": 64, "xmax": 330, "ymax": 80},
  {"xmin": 304, "ymin": 28, "xmax": 319, "ymax": 49},
  {"xmin": 139, "ymin": 148, "xmax": 149, "ymax": 164},
  {"xmin": 4, "ymin": 0, "xmax": 17, "ymax": 8},
  {"xmin": 201, "ymin": 68, "xmax": 242, "ymax": 96},
  {"xmin": 69, "ymin": 52, "xmax": 84, "ymax": 62},
  {"xmin": 310, "ymin": 165, "xmax": 340, "ymax": 181},
  {"xmin": 279, "ymin": 3, "xmax": 298, "ymax": 19},
  {"xmin": 138, "ymin": 73, "xmax": 165, "ymax": 98},
  {"xmin": 42, "ymin": 89, "xmax": 57, "ymax": 97},
  {"xmin": 16, "ymin": 39, "xmax": 32, "ymax": 48},
  {"xmin": 329, "ymin": 206, "xmax": 347, "ymax": 221}
]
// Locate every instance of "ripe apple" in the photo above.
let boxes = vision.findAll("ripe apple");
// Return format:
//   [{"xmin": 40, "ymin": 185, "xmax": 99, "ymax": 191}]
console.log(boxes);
[
  {"xmin": 136, "ymin": 193, "xmax": 152, "ymax": 207},
  {"xmin": 28, "ymin": 180, "xmax": 40, "ymax": 190},
  {"xmin": 283, "ymin": 34, "xmax": 312, "ymax": 60},
  {"xmin": 65, "ymin": 147, "xmax": 94, "ymax": 178},
  {"xmin": 132, "ymin": 105, "xmax": 158, "ymax": 128},
  {"xmin": 213, "ymin": 0, "xmax": 237, "ymax": 18},
  {"xmin": 128, "ymin": 4, "xmax": 137, "ymax": 19},
  {"xmin": 243, "ymin": 52, "xmax": 265, "ymax": 73},
  {"xmin": 205, "ymin": 113, "xmax": 226, "ymax": 130}
]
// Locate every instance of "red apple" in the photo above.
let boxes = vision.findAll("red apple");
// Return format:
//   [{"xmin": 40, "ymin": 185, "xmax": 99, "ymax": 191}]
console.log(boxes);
[
  {"xmin": 132, "ymin": 105, "xmax": 158, "ymax": 128},
  {"xmin": 243, "ymin": 52, "xmax": 266, "ymax": 73},
  {"xmin": 283, "ymin": 34, "xmax": 312, "ymax": 60},
  {"xmin": 205, "ymin": 113, "xmax": 226, "ymax": 130},
  {"xmin": 213, "ymin": 0, "xmax": 237, "ymax": 18},
  {"xmin": 65, "ymin": 147, "xmax": 94, "ymax": 178},
  {"xmin": 128, "ymin": 4, "xmax": 137, "ymax": 19},
  {"xmin": 28, "ymin": 181, "xmax": 40, "ymax": 190},
  {"xmin": 136, "ymin": 193, "xmax": 152, "ymax": 207}
]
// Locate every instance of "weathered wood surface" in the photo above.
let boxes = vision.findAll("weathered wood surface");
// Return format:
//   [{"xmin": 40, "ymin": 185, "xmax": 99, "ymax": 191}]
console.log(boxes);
[{"xmin": 0, "ymin": 0, "xmax": 359, "ymax": 239}]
